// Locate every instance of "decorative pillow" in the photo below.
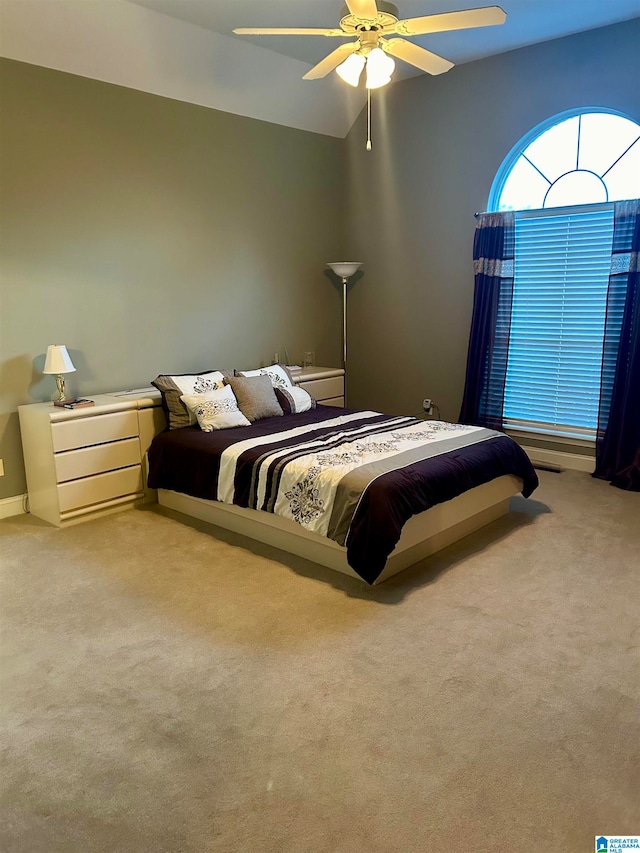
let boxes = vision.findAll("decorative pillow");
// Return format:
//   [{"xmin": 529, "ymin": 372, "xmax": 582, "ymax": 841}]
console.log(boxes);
[
  {"xmin": 274, "ymin": 385, "xmax": 316, "ymax": 415},
  {"xmin": 180, "ymin": 386, "xmax": 250, "ymax": 432},
  {"xmin": 152, "ymin": 370, "xmax": 230, "ymax": 429},
  {"xmin": 226, "ymin": 375, "xmax": 283, "ymax": 422},
  {"xmin": 238, "ymin": 365, "xmax": 315, "ymax": 413},
  {"xmin": 237, "ymin": 364, "xmax": 293, "ymax": 389}
]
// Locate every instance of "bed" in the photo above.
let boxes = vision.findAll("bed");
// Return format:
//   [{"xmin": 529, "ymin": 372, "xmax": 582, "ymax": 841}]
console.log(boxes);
[{"xmin": 147, "ymin": 404, "xmax": 538, "ymax": 585}]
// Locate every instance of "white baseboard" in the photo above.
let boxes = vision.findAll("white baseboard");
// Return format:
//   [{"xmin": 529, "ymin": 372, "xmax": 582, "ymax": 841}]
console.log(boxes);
[
  {"xmin": 520, "ymin": 446, "xmax": 595, "ymax": 473},
  {"xmin": 0, "ymin": 494, "xmax": 27, "ymax": 519}
]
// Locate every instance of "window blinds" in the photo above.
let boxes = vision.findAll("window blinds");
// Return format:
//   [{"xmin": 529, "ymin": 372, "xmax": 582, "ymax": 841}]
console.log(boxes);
[{"xmin": 503, "ymin": 207, "xmax": 614, "ymax": 436}]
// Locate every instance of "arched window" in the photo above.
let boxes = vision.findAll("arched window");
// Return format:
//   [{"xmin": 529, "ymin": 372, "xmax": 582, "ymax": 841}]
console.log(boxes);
[
  {"xmin": 490, "ymin": 109, "xmax": 640, "ymax": 212},
  {"xmin": 485, "ymin": 109, "xmax": 639, "ymax": 439}
]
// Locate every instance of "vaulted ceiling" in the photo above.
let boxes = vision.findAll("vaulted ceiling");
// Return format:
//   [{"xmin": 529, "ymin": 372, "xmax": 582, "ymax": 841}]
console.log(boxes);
[{"xmin": 2, "ymin": 0, "xmax": 639, "ymax": 137}]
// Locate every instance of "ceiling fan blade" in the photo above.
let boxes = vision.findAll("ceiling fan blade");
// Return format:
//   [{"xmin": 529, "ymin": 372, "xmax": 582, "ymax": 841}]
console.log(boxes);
[
  {"xmin": 396, "ymin": 6, "xmax": 506, "ymax": 37},
  {"xmin": 345, "ymin": 0, "xmax": 379, "ymax": 21},
  {"xmin": 233, "ymin": 27, "xmax": 347, "ymax": 37},
  {"xmin": 383, "ymin": 38, "xmax": 454, "ymax": 75},
  {"xmin": 303, "ymin": 43, "xmax": 359, "ymax": 80}
]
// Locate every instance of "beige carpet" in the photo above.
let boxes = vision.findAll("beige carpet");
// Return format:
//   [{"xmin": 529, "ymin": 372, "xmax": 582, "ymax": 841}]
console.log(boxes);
[{"xmin": 1, "ymin": 470, "xmax": 639, "ymax": 853}]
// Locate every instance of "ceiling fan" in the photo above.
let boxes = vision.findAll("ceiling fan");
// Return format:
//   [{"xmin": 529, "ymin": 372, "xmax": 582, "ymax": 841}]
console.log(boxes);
[{"xmin": 234, "ymin": 1, "xmax": 507, "ymax": 88}]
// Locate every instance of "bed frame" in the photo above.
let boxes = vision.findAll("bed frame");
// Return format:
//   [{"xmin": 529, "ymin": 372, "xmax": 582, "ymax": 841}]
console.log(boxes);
[
  {"xmin": 157, "ymin": 477, "xmax": 522, "ymax": 584},
  {"xmin": 139, "ymin": 402, "xmax": 522, "ymax": 585}
]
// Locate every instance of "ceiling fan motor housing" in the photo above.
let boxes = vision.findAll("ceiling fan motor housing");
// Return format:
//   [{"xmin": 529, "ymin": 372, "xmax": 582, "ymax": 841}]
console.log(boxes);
[
  {"xmin": 357, "ymin": 30, "xmax": 382, "ymax": 53},
  {"xmin": 339, "ymin": 2, "xmax": 399, "ymax": 34}
]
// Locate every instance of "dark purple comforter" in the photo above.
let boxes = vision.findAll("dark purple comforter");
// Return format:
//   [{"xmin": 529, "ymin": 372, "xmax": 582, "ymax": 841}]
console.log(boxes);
[{"xmin": 148, "ymin": 406, "xmax": 538, "ymax": 583}]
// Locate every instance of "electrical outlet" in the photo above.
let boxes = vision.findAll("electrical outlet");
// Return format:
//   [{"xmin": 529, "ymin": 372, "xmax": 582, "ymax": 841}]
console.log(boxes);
[
  {"xmin": 0, "ymin": 458, "xmax": 4, "ymax": 477},
  {"xmin": 422, "ymin": 398, "xmax": 433, "ymax": 414}
]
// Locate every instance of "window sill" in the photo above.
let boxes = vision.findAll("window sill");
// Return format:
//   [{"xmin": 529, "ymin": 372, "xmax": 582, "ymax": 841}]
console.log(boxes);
[
  {"xmin": 504, "ymin": 423, "xmax": 596, "ymax": 472},
  {"xmin": 504, "ymin": 425, "xmax": 595, "ymax": 451}
]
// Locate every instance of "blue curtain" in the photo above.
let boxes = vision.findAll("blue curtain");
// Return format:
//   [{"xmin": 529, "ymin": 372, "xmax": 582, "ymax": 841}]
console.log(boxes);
[
  {"xmin": 459, "ymin": 212, "xmax": 515, "ymax": 430},
  {"xmin": 594, "ymin": 199, "xmax": 640, "ymax": 491}
]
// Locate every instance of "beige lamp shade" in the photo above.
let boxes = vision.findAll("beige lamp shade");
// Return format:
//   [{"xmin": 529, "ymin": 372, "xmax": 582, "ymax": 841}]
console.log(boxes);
[
  {"xmin": 43, "ymin": 345, "xmax": 76, "ymax": 375},
  {"xmin": 327, "ymin": 262, "xmax": 362, "ymax": 279}
]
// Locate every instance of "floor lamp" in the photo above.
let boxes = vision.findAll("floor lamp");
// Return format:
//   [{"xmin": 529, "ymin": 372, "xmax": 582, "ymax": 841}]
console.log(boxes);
[{"xmin": 327, "ymin": 262, "xmax": 362, "ymax": 403}]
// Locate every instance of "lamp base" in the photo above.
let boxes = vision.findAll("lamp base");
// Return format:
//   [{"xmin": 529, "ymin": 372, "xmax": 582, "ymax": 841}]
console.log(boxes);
[{"xmin": 54, "ymin": 374, "xmax": 67, "ymax": 402}]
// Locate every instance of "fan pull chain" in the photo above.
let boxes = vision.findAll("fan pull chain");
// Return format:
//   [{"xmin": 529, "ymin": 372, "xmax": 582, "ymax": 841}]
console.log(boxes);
[{"xmin": 366, "ymin": 88, "xmax": 372, "ymax": 150}]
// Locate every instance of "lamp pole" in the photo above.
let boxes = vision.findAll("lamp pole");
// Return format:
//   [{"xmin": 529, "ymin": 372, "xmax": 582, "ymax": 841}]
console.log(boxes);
[{"xmin": 342, "ymin": 275, "xmax": 348, "ymax": 372}]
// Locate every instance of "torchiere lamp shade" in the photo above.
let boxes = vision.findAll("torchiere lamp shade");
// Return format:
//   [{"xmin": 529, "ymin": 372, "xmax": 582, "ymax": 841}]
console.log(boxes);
[{"xmin": 327, "ymin": 262, "xmax": 362, "ymax": 279}]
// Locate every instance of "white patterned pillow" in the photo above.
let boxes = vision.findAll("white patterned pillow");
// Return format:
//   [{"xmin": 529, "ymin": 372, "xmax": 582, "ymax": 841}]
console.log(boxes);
[
  {"xmin": 238, "ymin": 365, "xmax": 315, "ymax": 413},
  {"xmin": 152, "ymin": 370, "xmax": 227, "ymax": 428},
  {"xmin": 180, "ymin": 386, "xmax": 250, "ymax": 432},
  {"xmin": 238, "ymin": 364, "xmax": 292, "ymax": 388}
]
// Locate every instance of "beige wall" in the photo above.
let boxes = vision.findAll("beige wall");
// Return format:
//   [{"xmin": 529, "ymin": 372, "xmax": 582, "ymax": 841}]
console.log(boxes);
[
  {"xmin": 344, "ymin": 19, "xmax": 640, "ymax": 421},
  {"xmin": 0, "ymin": 59, "xmax": 346, "ymax": 499}
]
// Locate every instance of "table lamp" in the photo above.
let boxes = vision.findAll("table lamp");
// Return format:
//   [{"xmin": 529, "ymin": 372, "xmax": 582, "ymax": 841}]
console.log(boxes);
[{"xmin": 43, "ymin": 345, "xmax": 76, "ymax": 402}]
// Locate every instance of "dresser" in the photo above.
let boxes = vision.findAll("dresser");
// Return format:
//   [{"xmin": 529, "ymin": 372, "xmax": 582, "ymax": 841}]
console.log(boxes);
[
  {"xmin": 18, "ymin": 389, "xmax": 163, "ymax": 527},
  {"xmin": 291, "ymin": 366, "xmax": 345, "ymax": 407}
]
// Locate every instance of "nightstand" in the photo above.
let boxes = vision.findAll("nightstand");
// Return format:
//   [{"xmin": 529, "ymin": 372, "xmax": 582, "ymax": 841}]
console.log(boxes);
[
  {"xmin": 291, "ymin": 367, "xmax": 345, "ymax": 407},
  {"xmin": 18, "ymin": 389, "xmax": 163, "ymax": 527}
]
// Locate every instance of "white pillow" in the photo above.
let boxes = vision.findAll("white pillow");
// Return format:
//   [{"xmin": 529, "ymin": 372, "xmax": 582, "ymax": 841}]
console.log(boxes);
[
  {"xmin": 238, "ymin": 365, "xmax": 315, "ymax": 413},
  {"xmin": 180, "ymin": 386, "xmax": 251, "ymax": 432},
  {"xmin": 239, "ymin": 365, "xmax": 293, "ymax": 389},
  {"xmin": 153, "ymin": 370, "xmax": 227, "ymax": 427},
  {"xmin": 274, "ymin": 385, "xmax": 315, "ymax": 414}
]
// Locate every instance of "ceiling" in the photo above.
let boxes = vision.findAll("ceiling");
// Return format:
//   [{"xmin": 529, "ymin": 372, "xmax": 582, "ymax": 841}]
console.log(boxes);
[
  {"xmin": 130, "ymin": 0, "xmax": 640, "ymax": 81},
  {"xmin": 1, "ymin": 0, "xmax": 639, "ymax": 138}
]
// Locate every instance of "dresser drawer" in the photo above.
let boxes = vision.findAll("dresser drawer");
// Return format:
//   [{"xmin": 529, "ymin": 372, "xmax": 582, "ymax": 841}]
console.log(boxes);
[
  {"xmin": 58, "ymin": 466, "xmax": 143, "ymax": 513},
  {"xmin": 55, "ymin": 437, "xmax": 141, "ymax": 483},
  {"xmin": 52, "ymin": 411, "xmax": 139, "ymax": 452},
  {"xmin": 300, "ymin": 377, "xmax": 344, "ymax": 401}
]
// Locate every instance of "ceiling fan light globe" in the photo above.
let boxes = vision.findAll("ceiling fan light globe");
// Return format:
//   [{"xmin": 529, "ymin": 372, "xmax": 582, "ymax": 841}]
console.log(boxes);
[
  {"xmin": 365, "ymin": 47, "xmax": 395, "ymax": 88},
  {"xmin": 366, "ymin": 72, "xmax": 393, "ymax": 89},
  {"xmin": 336, "ymin": 53, "xmax": 366, "ymax": 86}
]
